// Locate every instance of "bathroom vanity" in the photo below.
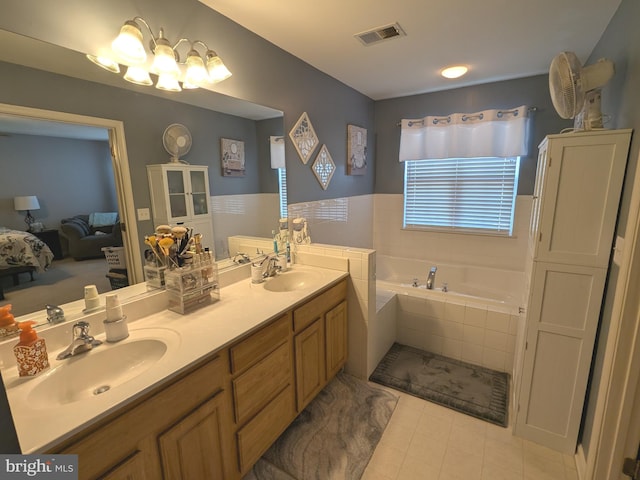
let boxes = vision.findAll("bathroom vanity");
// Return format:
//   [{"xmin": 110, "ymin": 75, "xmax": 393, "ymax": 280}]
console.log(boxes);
[{"xmin": 3, "ymin": 266, "xmax": 348, "ymax": 479}]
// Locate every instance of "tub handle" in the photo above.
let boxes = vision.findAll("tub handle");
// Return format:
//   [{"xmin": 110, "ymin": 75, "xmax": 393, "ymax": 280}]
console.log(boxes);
[{"xmin": 412, "ymin": 278, "xmax": 419, "ymax": 288}]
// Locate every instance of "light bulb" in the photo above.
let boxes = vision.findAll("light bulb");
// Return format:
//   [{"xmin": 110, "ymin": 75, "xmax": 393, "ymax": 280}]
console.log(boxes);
[
  {"xmin": 441, "ymin": 65, "xmax": 468, "ymax": 79},
  {"xmin": 123, "ymin": 66, "xmax": 153, "ymax": 86},
  {"xmin": 112, "ymin": 21, "xmax": 146, "ymax": 65},
  {"xmin": 151, "ymin": 39, "xmax": 178, "ymax": 75},
  {"xmin": 156, "ymin": 73, "xmax": 182, "ymax": 92},
  {"xmin": 206, "ymin": 52, "xmax": 232, "ymax": 83},
  {"xmin": 86, "ymin": 54, "xmax": 121, "ymax": 74},
  {"xmin": 185, "ymin": 50, "xmax": 209, "ymax": 85}
]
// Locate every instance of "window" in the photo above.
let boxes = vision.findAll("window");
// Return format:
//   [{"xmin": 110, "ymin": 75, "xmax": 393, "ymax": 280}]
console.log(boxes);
[
  {"xmin": 403, "ymin": 156, "xmax": 520, "ymax": 236},
  {"xmin": 278, "ymin": 168, "xmax": 288, "ymax": 218}
]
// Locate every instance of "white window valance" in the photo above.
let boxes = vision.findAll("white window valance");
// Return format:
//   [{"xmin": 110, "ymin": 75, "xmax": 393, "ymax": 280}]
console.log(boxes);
[
  {"xmin": 399, "ymin": 105, "xmax": 530, "ymax": 161},
  {"xmin": 270, "ymin": 136, "xmax": 285, "ymax": 169}
]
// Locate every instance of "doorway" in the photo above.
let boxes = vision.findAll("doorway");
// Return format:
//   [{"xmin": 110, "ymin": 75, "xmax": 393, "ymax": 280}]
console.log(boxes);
[{"xmin": 0, "ymin": 102, "xmax": 143, "ymax": 299}]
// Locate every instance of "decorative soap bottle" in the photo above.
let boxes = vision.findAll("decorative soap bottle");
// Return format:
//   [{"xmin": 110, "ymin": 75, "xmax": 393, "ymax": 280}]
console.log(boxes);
[
  {"xmin": 0, "ymin": 304, "xmax": 18, "ymax": 336},
  {"xmin": 14, "ymin": 321, "xmax": 50, "ymax": 377}
]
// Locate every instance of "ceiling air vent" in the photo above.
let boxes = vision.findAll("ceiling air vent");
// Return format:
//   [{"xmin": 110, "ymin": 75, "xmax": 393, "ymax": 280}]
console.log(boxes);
[{"xmin": 355, "ymin": 22, "xmax": 406, "ymax": 46}]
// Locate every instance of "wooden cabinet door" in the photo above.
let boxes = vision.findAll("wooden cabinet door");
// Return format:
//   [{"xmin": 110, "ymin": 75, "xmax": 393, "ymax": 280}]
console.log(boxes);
[
  {"xmin": 294, "ymin": 319, "xmax": 325, "ymax": 412},
  {"xmin": 158, "ymin": 391, "xmax": 228, "ymax": 480},
  {"xmin": 98, "ymin": 451, "xmax": 147, "ymax": 480},
  {"xmin": 325, "ymin": 300, "xmax": 347, "ymax": 381}
]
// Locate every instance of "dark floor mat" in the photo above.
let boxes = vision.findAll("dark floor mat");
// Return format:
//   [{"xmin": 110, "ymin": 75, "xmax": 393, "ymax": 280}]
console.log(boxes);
[{"xmin": 369, "ymin": 342, "xmax": 509, "ymax": 427}]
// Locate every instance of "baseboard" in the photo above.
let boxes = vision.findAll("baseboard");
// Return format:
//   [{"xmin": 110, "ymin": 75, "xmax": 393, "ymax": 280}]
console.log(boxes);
[{"xmin": 575, "ymin": 444, "xmax": 587, "ymax": 480}]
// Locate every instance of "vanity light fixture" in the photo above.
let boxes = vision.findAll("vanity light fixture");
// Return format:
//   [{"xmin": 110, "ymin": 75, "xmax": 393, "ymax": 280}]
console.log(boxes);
[
  {"xmin": 87, "ymin": 16, "xmax": 232, "ymax": 92},
  {"xmin": 441, "ymin": 65, "xmax": 468, "ymax": 79}
]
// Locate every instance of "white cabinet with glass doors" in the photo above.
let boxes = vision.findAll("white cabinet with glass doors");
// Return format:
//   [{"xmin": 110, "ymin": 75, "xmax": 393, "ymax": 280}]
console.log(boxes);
[{"xmin": 147, "ymin": 164, "xmax": 215, "ymax": 252}]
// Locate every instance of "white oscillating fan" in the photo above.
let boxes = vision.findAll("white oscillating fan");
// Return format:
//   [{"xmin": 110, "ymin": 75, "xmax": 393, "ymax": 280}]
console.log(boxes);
[
  {"xmin": 549, "ymin": 51, "xmax": 615, "ymax": 131},
  {"xmin": 162, "ymin": 123, "xmax": 192, "ymax": 163}
]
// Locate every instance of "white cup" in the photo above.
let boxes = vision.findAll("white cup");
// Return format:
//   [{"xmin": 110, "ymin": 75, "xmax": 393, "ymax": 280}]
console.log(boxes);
[
  {"xmin": 251, "ymin": 264, "xmax": 263, "ymax": 284},
  {"xmin": 84, "ymin": 285, "xmax": 98, "ymax": 299},
  {"xmin": 84, "ymin": 285, "xmax": 100, "ymax": 310},
  {"xmin": 277, "ymin": 255, "xmax": 287, "ymax": 271}
]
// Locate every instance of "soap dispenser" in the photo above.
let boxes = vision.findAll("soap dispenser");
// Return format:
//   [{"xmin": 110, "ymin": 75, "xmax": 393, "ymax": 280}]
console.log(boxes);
[
  {"xmin": 0, "ymin": 304, "xmax": 18, "ymax": 336},
  {"xmin": 14, "ymin": 321, "xmax": 50, "ymax": 377}
]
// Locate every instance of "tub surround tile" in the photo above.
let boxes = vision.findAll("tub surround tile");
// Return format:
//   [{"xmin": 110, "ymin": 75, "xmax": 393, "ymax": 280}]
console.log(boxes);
[
  {"xmin": 423, "ymin": 334, "xmax": 444, "ymax": 355},
  {"xmin": 463, "ymin": 325, "xmax": 485, "ymax": 345},
  {"xmin": 484, "ymin": 330, "xmax": 508, "ymax": 351},
  {"xmin": 487, "ymin": 310, "xmax": 511, "ymax": 332},
  {"xmin": 462, "ymin": 343, "xmax": 485, "ymax": 365},
  {"xmin": 465, "ymin": 306, "xmax": 487, "ymax": 328},
  {"xmin": 442, "ymin": 320, "xmax": 464, "ymax": 341},
  {"xmin": 442, "ymin": 338, "xmax": 463, "ymax": 359},
  {"xmin": 398, "ymin": 295, "xmax": 427, "ymax": 316},
  {"xmin": 425, "ymin": 298, "xmax": 446, "ymax": 319},
  {"xmin": 445, "ymin": 302, "xmax": 466, "ymax": 323},
  {"xmin": 509, "ymin": 314, "xmax": 520, "ymax": 335},
  {"xmin": 483, "ymin": 347, "xmax": 507, "ymax": 371}
]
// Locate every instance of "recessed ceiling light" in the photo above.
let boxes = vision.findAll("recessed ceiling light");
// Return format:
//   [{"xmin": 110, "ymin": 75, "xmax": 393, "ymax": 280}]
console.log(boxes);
[{"xmin": 441, "ymin": 65, "xmax": 468, "ymax": 79}]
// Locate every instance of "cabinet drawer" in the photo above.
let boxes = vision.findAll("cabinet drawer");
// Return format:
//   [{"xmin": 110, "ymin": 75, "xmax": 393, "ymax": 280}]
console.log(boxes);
[
  {"xmin": 236, "ymin": 384, "xmax": 295, "ymax": 475},
  {"xmin": 232, "ymin": 341, "xmax": 292, "ymax": 425},
  {"xmin": 230, "ymin": 313, "xmax": 291, "ymax": 374},
  {"xmin": 293, "ymin": 280, "xmax": 347, "ymax": 332}
]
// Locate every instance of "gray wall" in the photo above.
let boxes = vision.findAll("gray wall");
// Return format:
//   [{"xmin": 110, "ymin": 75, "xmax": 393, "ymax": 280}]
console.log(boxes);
[
  {"xmin": 579, "ymin": 0, "xmax": 640, "ymax": 457},
  {"xmin": 0, "ymin": 134, "xmax": 116, "ymax": 230},
  {"xmin": 0, "ymin": 0, "xmax": 376, "ymax": 206},
  {"xmin": 0, "ymin": 61, "xmax": 283, "ymax": 242},
  {"xmin": 373, "ymin": 75, "xmax": 572, "ymax": 195}
]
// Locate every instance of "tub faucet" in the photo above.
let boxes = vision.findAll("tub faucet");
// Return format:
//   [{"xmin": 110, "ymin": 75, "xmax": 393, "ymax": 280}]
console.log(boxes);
[
  {"xmin": 57, "ymin": 321, "xmax": 102, "ymax": 360},
  {"xmin": 426, "ymin": 266, "xmax": 437, "ymax": 290}
]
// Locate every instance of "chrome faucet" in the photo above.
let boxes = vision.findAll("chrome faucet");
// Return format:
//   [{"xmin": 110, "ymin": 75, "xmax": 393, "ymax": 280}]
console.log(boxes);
[
  {"xmin": 57, "ymin": 321, "xmax": 102, "ymax": 360},
  {"xmin": 261, "ymin": 255, "xmax": 280, "ymax": 278},
  {"xmin": 233, "ymin": 252, "xmax": 251, "ymax": 264},
  {"xmin": 426, "ymin": 266, "xmax": 437, "ymax": 290},
  {"xmin": 46, "ymin": 304, "xmax": 65, "ymax": 324}
]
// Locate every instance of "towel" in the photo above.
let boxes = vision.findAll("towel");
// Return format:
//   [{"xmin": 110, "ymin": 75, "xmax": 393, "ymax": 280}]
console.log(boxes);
[{"xmin": 89, "ymin": 212, "xmax": 118, "ymax": 227}]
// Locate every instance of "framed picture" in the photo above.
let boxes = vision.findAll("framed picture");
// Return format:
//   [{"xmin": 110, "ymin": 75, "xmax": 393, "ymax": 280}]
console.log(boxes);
[
  {"xmin": 312, "ymin": 144, "xmax": 336, "ymax": 190},
  {"xmin": 289, "ymin": 112, "xmax": 319, "ymax": 164},
  {"xmin": 221, "ymin": 138, "xmax": 245, "ymax": 177},
  {"xmin": 347, "ymin": 125, "xmax": 367, "ymax": 175}
]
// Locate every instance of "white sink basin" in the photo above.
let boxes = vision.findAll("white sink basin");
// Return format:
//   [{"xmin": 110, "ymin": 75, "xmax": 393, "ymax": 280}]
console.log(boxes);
[
  {"xmin": 26, "ymin": 329, "xmax": 179, "ymax": 408},
  {"xmin": 263, "ymin": 270, "xmax": 321, "ymax": 292}
]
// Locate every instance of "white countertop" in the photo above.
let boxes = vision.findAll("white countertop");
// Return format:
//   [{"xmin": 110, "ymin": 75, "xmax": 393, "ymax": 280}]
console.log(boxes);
[{"xmin": 2, "ymin": 265, "xmax": 348, "ymax": 454}]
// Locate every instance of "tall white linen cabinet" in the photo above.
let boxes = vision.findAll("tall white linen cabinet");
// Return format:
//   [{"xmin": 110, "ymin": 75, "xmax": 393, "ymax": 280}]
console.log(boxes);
[
  {"xmin": 514, "ymin": 129, "xmax": 632, "ymax": 454},
  {"xmin": 147, "ymin": 164, "xmax": 215, "ymax": 252}
]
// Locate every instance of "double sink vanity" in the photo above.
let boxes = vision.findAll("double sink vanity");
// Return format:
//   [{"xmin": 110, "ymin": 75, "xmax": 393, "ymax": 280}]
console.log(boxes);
[{"xmin": 0, "ymin": 264, "xmax": 349, "ymax": 479}]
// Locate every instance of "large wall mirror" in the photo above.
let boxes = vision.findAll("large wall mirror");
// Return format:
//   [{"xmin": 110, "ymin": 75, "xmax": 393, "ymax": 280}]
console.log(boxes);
[{"xmin": 0, "ymin": 30, "xmax": 283, "ymax": 323}]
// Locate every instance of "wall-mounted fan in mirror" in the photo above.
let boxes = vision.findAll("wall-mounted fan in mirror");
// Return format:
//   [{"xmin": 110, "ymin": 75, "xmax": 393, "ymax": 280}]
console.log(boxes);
[
  {"xmin": 549, "ymin": 51, "xmax": 615, "ymax": 131},
  {"xmin": 162, "ymin": 123, "xmax": 192, "ymax": 163}
]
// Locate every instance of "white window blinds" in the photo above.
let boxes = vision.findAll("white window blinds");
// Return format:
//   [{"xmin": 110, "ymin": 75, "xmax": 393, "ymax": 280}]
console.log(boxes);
[
  {"xmin": 403, "ymin": 157, "xmax": 520, "ymax": 236},
  {"xmin": 278, "ymin": 168, "xmax": 288, "ymax": 218}
]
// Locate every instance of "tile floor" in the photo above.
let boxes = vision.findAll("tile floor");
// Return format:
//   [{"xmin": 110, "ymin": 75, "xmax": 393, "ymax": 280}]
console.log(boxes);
[{"xmin": 363, "ymin": 386, "xmax": 578, "ymax": 480}]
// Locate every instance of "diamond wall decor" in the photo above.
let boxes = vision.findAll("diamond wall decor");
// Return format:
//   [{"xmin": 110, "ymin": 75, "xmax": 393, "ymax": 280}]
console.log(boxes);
[
  {"xmin": 289, "ymin": 112, "xmax": 319, "ymax": 164},
  {"xmin": 312, "ymin": 144, "xmax": 336, "ymax": 190}
]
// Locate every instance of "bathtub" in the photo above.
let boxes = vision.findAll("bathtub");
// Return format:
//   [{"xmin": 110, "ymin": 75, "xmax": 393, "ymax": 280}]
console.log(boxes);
[{"xmin": 374, "ymin": 255, "xmax": 526, "ymax": 378}]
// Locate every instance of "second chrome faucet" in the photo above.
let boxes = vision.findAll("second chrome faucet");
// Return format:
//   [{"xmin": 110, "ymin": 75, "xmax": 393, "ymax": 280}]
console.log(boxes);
[{"xmin": 57, "ymin": 321, "xmax": 102, "ymax": 360}]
